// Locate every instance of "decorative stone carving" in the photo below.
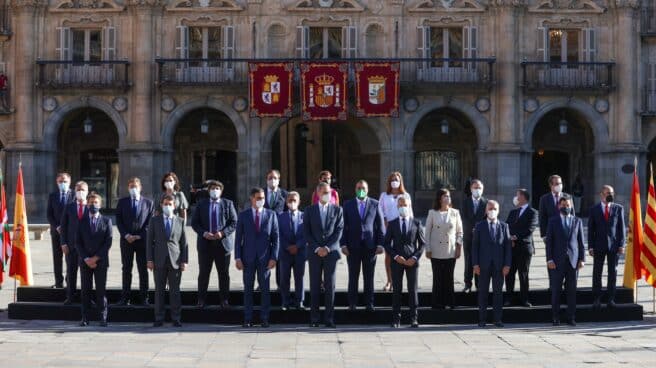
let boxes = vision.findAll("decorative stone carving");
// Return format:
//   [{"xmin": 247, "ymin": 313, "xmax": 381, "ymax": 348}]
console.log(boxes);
[
  {"xmin": 523, "ymin": 98, "xmax": 539, "ymax": 113},
  {"xmin": 404, "ymin": 97, "xmax": 418, "ymax": 112},
  {"xmin": 168, "ymin": 0, "xmax": 244, "ymax": 11},
  {"xmin": 409, "ymin": 0, "xmax": 485, "ymax": 12},
  {"xmin": 9, "ymin": 0, "xmax": 48, "ymax": 11},
  {"xmin": 112, "ymin": 97, "xmax": 128, "ymax": 112},
  {"xmin": 233, "ymin": 97, "xmax": 248, "ymax": 112},
  {"xmin": 288, "ymin": 0, "xmax": 365, "ymax": 12},
  {"xmin": 594, "ymin": 98, "xmax": 609, "ymax": 113},
  {"xmin": 161, "ymin": 96, "xmax": 176, "ymax": 112},
  {"xmin": 529, "ymin": 0, "xmax": 606, "ymax": 13},
  {"xmin": 475, "ymin": 97, "xmax": 490, "ymax": 112},
  {"xmin": 42, "ymin": 97, "xmax": 58, "ymax": 112}
]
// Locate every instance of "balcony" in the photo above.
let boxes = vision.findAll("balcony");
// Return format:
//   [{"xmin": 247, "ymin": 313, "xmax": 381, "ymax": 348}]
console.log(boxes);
[
  {"xmin": 644, "ymin": 88, "xmax": 656, "ymax": 117},
  {"xmin": 641, "ymin": 5, "xmax": 656, "ymax": 36},
  {"xmin": 155, "ymin": 58, "xmax": 496, "ymax": 90},
  {"xmin": 521, "ymin": 61, "xmax": 614, "ymax": 94},
  {"xmin": 36, "ymin": 60, "xmax": 131, "ymax": 91},
  {"xmin": 0, "ymin": 2, "xmax": 10, "ymax": 41}
]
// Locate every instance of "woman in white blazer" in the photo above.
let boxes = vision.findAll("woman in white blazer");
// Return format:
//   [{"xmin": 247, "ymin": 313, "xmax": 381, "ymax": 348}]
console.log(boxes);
[{"xmin": 425, "ymin": 188, "xmax": 463, "ymax": 309}]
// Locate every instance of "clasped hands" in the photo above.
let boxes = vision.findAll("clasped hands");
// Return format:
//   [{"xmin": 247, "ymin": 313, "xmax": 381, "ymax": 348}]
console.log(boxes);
[{"xmin": 203, "ymin": 231, "xmax": 224, "ymax": 241}]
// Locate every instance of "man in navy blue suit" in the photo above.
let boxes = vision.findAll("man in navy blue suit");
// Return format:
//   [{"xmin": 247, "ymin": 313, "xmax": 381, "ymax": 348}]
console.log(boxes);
[
  {"xmin": 278, "ymin": 191, "xmax": 307, "ymax": 310},
  {"xmin": 46, "ymin": 172, "xmax": 74, "ymax": 289},
  {"xmin": 341, "ymin": 180, "xmax": 384, "ymax": 311},
  {"xmin": 588, "ymin": 185, "xmax": 625, "ymax": 309},
  {"xmin": 115, "ymin": 177, "xmax": 154, "ymax": 306},
  {"xmin": 235, "ymin": 188, "xmax": 279, "ymax": 327},
  {"xmin": 539, "ymin": 174, "xmax": 573, "ymax": 239},
  {"xmin": 76, "ymin": 193, "xmax": 113, "ymax": 327},
  {"xmin": 264, "ymin": 170, "xmax": 287, "ymax": 289},
  {"xmin": 304, "ymin": 182, "xmax": 344, "ymax": 328},
  {"xmin": 192, "ymin": 180, "xmax": 238, "ymax": 309},
  {"xmin": 546, "ymin": 196, "xmax": 585, "ymax": 326},
  {"xmin": 473, "ymin": 200, "xmax": 512, "ymax": 328},
  {"xmin": 60, "ymin": 181, "xmax": 89, "ymax": 304}
]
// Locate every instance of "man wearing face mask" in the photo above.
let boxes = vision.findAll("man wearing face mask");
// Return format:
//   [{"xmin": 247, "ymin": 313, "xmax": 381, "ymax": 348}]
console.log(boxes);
[
  {"xmin": 304, "ymin": 182, "xmax": 344, "ymax": 328},
  {"xmin": 192, "ymin": 180, "xmax": 238, "ymax": 309},
  {"xmin": 461, "ymin": 179, "xmax": 487, "ymax": 293},
  {"xmin": 115, "ymin": 178, "xmax": 154, "ymax": 306},
  {"xmin": 539, "ymin": 175, "xmax": 574, "ymax": 239},
  {"xmin": 546, "ymin": 196, "xmax": 585, "ymax": 326},
  {"xmin": 76, "ymin": 193, "xmax": 113, "ymax": 327},
  {"xmin": 504, "ymin": 189, "xmax": 539, "ymax": 307},
  {"xmin": 384, "ymin": 196, "xmax": 425, "ymax": 328},
  {"xmin": 47, "ymin": 172, "xmax": 74, "ymax": 289},
  {"xmin": 472, "ymin": 200, "xmax": 512, "ymax": 328},
  {"xmin": 60, "ymin": 181, "xmax": 89, "ymax": 305},
  {"xmin": 588, "ymin": 185, "xmax": 625, "ymax": 309},
  {"xmin": 278, "ymin": 192, "xmax": 307, "ymax": 311},
  {"xmin": 147, "ymin": 195, "xmax": 188, "ymax": 328},
  {"xmin": 341, "ymin": 180, "xmax": 384, "ymax": 311},
  {"xmin": 264, "ymin": 170, "xmax": 288, "ymax": 215},
  {"xmin": 235, "ymin": 188, "xmax": 279, "ymax": 328}
]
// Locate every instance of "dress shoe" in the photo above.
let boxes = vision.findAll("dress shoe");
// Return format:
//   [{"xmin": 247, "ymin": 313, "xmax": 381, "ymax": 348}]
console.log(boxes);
[
  {"xmin": 99, "ymin": 320, "xmax": 108, "ymax": 327},
  {"xmin": 196, "ymin": 301, "xmax": 206, "ymax": 309},
  {"xmin": 242, "ymin": 322, "xmax": 253, "ymax": 328},
  {"xmin": 348, "ymin": 305, "xmax": 356, "ymax": 311},
  {"xmin": 410, "ymin": 320, "xmax": 419, "ymax": 328},
  {"xmin": 173, "ymin": 321, "xmax": 182, "ymax": 328},
  {"xmin": 447, "ymin": 305, "xmax": 456, "ymax": 310},
  {"xmin": 138, "ymin": 298, "xmax": 150, "ymax": 306},
  {"xmin": 566, "ymin": 319, "xmax": 577, "ymax": 326},
  {"xmin": 261, "ymin": 322, "xmax": 270, "ymax": 328},
  {"xmin": 391, "ymin": 322, "xmax": 400, "ymax": 328},
  {"xmin": 503, "ymin": 300, "xmax": 512, "ymax": 307},
  {"xmin": 296, "ymin": 305, "xmax": 307, "ymax": 311},
  {"xmin": 494, "ymin": 322, "xmax": 504, "ymax": 328},
  {"xmin": 366, "ymin": 305, "xmax": 376, "ymax": 312},
  {"xmin": 593, "ymin": 298, "xmax": 602, "ymax": 309},
  {"xmin": 552, "ymin": 320, "xmax": 561, "ymax": 326},
  {"xmin": 79, "ymin": 319, "xmax": 89, "ymax": 327},
  {"xmin": 325, "ymin": 322, "xmax": 336, "ymax": 328},
  {"xmin": 52, "ymin": 284, "xmax": 64, "ymax": 289},
  {"xmin": 522, "ymin": 301, "xmax": 532, "ymax": 308},
  {"xmin": 153, "ymin": 321, "xmax": 164, "ymax": 327},
  {"xmin": 115, "ymin": 298, "xmax": 129, "ymax": 306},
  {"xmin": 478, "ymin": 322, "xmax": 486, "ymax": 328},
  {"xmin": 310, "ymin": 323, "xmax": 320, "ymax": 328},
  {"xmin": 607, "ymin": 300, "xmax": 617, "ymax": 309},
  {"xmin": 63, "ymin": 298, "xmax": 73, "ymax": 305},
  {"xmin": 221, "ymin": 300, "xmax": 230, "ymax": 310},
  {"xmin": 463, "ymin": 286, "xmax": 472, "ymax": 293}
]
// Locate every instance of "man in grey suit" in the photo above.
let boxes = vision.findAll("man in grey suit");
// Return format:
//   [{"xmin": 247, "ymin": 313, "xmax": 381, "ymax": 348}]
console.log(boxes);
[{"xmin": 147, "ymin": 195, "xmax": 188, "ymax": 327}]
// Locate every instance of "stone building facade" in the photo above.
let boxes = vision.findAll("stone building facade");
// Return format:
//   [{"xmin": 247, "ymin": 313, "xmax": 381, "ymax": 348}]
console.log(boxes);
[{"xmin": 0, "ymin": 0, "xmax": 651, "ymax": 220}]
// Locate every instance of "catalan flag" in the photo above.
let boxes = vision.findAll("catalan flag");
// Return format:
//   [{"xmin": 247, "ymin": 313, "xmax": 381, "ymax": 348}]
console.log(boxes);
[
  {"xmin": 624, "ymin": 160, "xmax": 644, "ymax": 289},
  {"xmin": 9, "ymin": 163, "xmax": 33, "ymax": 286},
  {"xmin": 642, "ymin": 164, "xmax": 656, "ymax": 287}
]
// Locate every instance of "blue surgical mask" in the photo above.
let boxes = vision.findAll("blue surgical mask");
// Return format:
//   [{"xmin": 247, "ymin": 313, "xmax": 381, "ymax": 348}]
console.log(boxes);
[{"xmin": 89, "ymin": 205, "xmax": 101, "ymax": 214}]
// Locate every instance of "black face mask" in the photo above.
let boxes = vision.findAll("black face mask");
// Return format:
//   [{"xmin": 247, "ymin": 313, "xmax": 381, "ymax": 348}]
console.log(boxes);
[
  {"xmin": 606, "ymin": 194, "xmax": 614, "ymax": 203},
  {"xmin": 560, "ymin": 207, "xmax": 572, "ymax": 216}
]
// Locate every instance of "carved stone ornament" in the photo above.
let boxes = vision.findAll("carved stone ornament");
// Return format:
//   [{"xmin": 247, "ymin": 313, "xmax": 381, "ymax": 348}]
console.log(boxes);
[
  {"xmin": 528, "ymin": 0, "xmax": 607, "ymax": 13},
  {"xmin": 409, "ymin": 0, "xmax": 485, "ymax": 12},
  {"xmin": 475, "ymin": 97, "xmax": 490, "ymax": 112},
  {"xmin": 161, "ymin": 96, "xmax": 176, "ymax": 112},
  {"xmin": 42, "ymin": 96, "xmax": 58, "ymax": 112},
  {"xmin": 288, "ymin": 0, "xmax": 366, "ymax": 12},
  {"xmin": 233, "ymin": 96, "xmax": 248, "ymax": 112},
  {"xmin": 523, "ymin": 98, "xmax": 539, "ymax": 113},
  {"xmin": 167, "ymin": 0, "xmax": 244, "ymax": 11},
  {"xmin": 404, "ymin": 97, "xmax": 419, "ymax": 112},
  {"xmin": 112, "ymin": 97, "xmax": 128, "ymax": 112}
]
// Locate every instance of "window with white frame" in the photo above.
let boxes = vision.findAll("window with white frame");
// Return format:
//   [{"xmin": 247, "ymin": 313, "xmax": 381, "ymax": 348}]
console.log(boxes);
[
  {"xmin": 417, "ymin": 26, "xmax": 477, "ymax": 68},
  {"xmin": 175, "ymin": 25, "xmax": 235, "ymax": 66},
  {"xmin": 296, "ymin": 25, "xmax": 356, "ymax": 59},
  {"xmin": 56, "ymin": 26, "xmax": 116, "ymax": 62},
  {"xmin": 537, "ymin": 27, "xmax": 596, "ymax": 66}
]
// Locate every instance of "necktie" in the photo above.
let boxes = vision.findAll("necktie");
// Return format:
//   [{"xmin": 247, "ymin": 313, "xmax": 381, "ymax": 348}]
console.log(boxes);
[
  {"xmin": 359, "ymin": 201, "xmax": 365, "ymax": 219},
  {"xmin": 255, "ymin": 210, "xmax": 260, "ymax": 232},
  {"xmin": 270, "ymin": 191, "xmax": 276, "ymax": 207},
  {"xmin": 489, "ymin": 222, "xmax": 495, "ymax": 240},
  {"xmin": 211, "ymin": 202, "xmax": 218, "ymax": 233},
  {"xmin": 604, "ymin": 204, "xmax": 610, "ymax": 221},
  {"xmin": 402, "ymin": 218, "xmax": 407, "ymax": 236},
  {"xmin": 92, "ymin": 217, "xmax": 97, "ymax": 233},
  {"xmin": 60, "ymin": 192, "xmax": 66, "ymax": 205},
  {"xmin": 132, "ymin": 199, "xmax": 138, "ymax": 218},
  {"xmin": 290, "ymin": 213, "xmax": 297, "ymax": 243},
  {"xmin": 473, "ymin": 199, "xmax": 478, "ymax": 214},
  {"xmin": 78, "ymin": 203, "xmax": 83, "ymax": 220},
  {"xmin": 165, "ymin": 217, "xmax": 172, "ymax": 239},
  {"xmin": 554, "ymin": 194, "xmax": 559, "ymax": 208}
]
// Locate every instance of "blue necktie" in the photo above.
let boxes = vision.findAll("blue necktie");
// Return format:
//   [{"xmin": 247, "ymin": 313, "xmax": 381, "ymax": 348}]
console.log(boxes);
[
  {"xmin": 92, "ymin": 217, "xmax": 97, "ymax": 233},
  {"xmin": 165, "ymin": 218, "xmax": 172, "ymax": 239},
  {"xmin": 290, "ymin": 213, "xmax": 297, "ymax": 243},
  {"xmin": 402, "ymin": 218, "xmax": 407, "ymax": 236},
  {"xmin": 132, "ymin": 199, "xmax": 138, "ymax": 218},
  {"xmin": 489, "ymin": 222, "xmax": 495, "ymax": 240},
  {"xmin": 359, "ymin": 201, "xmax": 365, "ymax": 219},
  {"xmin": 60, "ymin": 192, "xmax": 66, "ymax": 205},
  {"xmin": 211, "ymin": 202, "xmax": 218, "ymax": 233}
]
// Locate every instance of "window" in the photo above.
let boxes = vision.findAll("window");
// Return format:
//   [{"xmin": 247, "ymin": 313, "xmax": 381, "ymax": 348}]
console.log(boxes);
[
  {"xmin": 537, "ymin": 27, "xmax": 595, "ymax": 65},
  {"xmin": 365, "ymin": 24, "xmax": 384, "ymax": 58},
  {"xmin": 415, "ymin": 151, "xmax": 460, "ymax": 191},
  {"xmin": 548, "ymin": 29, "xmax": 578, "ymax": 66},
  {"xmin": 57, "ymin": 27, "xmax": 116, "ymax": 61},
  {"xmin": 267, "ymin": 24, "xmax": 286, "ymax": 58},
  {"xmin": 648, "ymin": 63, "xmax": 656, "ymax": 112},
  {"xmin": 175, "ymin": 25, "xmax": 235, "ymax": 65},
  {"xmin": 296, "ymin": 26, "xmax": 356, "ymax": 59},
  {"xmin": 72, "ymin": 29, "xmax": 102, "ymax": 62},
  {"xmin": 417, "ymin": 26, "xmax": 477, "ymax": 67}
]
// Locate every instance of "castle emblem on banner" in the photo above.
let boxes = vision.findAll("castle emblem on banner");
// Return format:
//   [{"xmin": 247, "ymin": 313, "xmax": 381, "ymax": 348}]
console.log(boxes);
[
  {"xmin": 368, "ymin": 75, "xmax": 386, "ymax": 105},
  {"xmin": 261, "ymin": 75, "xmax": 281, "ymax": 105},
  {"xmin": 309, "ymin": 73, "xmax": 341, "ymax": 108}
]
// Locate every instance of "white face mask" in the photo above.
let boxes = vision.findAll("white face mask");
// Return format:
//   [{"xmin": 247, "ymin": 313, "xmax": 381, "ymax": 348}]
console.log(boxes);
[
  {"xmin": 512, "ymin": 196, "xmax": 519, "ymax": 207},
  {"xmin": 472, "ymin": 188, "xmax": 483, "ymax": 199},
  {"xmin": 58, "ymin": 182, "xmax": 70, "ymax": 192},
  {"xmin": 553, "ymin": 184, "xmax": 563, "ymax": 193},
  {"xmin": 487, "ymin": 209, "xmax": 499, "ymax": 220},
  {"xmin": 75, "ymin": 190, "xmax": 87, "ymax": 201},
  {"xmin": 267, "ymin": 179, "xmax": 279, "ymax": 189},
  {"xmin": 162, "ymin": 205, "xmax": 174, "ymax": 216},
  {"xmin": 320, "ymin": 193, "xmax": 331, "ymax": 204},
  {"xmin": 209, "ymin": 189, "xmax": 221, "ymax": 200},
  {"xmin": 390, "ymin": 180, "xmax": 401, "ymax": 189},
  {"xmin": 255, "ymin": 199, "xmax": 265, "ymax": 209},
  {"xmin": 164, "ymin": 181, "xmax": 175, "ymax": 190},
  {"xmin": 129, "ymin": 187, "xmax": 140, "ymax": 198},
  {"xmin": 398, "ymin": 206, "xmax": 409, "ymax": 218}
]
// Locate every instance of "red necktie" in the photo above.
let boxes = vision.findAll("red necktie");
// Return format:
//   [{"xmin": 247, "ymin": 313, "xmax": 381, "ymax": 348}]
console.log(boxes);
[
  {"xmin": 78, "ymin": 203, "xmax": 83, "ymax": 220},
  {"xmin": 604, "ymin": 204, "xmax": 609, "ymax": 221},
  {"xmin": 255, "ymin": 210, "xmax": 260, "ymax": 232}
]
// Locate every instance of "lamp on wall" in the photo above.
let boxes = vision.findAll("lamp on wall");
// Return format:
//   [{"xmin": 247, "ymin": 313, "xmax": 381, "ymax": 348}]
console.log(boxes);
[
  {"xmin": 300, "ymin": 124, "xmax": 314, "ymax": 144},
  {"xmin": 200, "ymin": 112, "xmax": 209, "ymax": 134},
  {"xmin": 440, "ymin": 119, "xmax": 449, "ymax": 134},
  {"xmin": 559, "ymin": 113, "xmax": 568, "ymax": 135},
  {"xmin": 83, "ymin": 113, "xmax": 93, "ymax": 134}
]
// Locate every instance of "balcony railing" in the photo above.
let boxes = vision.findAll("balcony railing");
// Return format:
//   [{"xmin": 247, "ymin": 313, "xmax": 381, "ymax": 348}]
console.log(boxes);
[
  {"xmin": 36, "ymin": 60, "xmax": 131, "ymax": 90},
  {"xmin": 642, "ymin": 5, "xmax": 656, "ymax": 35},
  {"xmin": 644, "ymin": 88, "xmax": 656, "ymax": 116},
  {"xmin": 0, "ymin": 2, "xmax": 10, "ymax": 40},
  {"xmin": 521, "ymin": 61, "xmax": 614, "ymax": 93},
  {"xmin": 155, "ymin": 58, "xmax": 496, "ymax": 89}
]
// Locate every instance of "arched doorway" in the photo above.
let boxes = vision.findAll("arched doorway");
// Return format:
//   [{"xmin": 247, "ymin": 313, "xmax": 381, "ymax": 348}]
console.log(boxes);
[
  {"xmin": 173, "ymin": 108, "xmax": 238, "ymax": 205},
  {"xmin": 58, "ymin": 108, "xmax": 120, "ymax": 209},
  {"xmin": 412, "ymin": 108, "xmax": 478, "ymax": 215},
  {"xmin": 531, "ymin": 108, "xmax": 594, "ymax": 213},
  {"xmin": 270, "ymin": 118, "xmax": 381, "ymax": 203}
]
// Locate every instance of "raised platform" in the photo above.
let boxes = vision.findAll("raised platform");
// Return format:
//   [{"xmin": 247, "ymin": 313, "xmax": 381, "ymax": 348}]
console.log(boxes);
[{"xmin": 8, "ymin": 286, "xmax": 643, "ymax": 324}]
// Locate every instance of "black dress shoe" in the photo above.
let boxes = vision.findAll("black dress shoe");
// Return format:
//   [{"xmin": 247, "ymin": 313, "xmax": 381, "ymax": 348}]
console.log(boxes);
[
  {"xmin": 310, "ymin": 323, "xmax": 320, "ymax": 328},
  {"xmin": 593, "ymin": 298, "xmax": 601, "ymax": 309},
  {"xmin": 52, "ymin": 284, "xmax": 64, "ymax": 289},
  {"xmin": 566, "ymin": 319, "xmax": 577, "ymax": 326},
  {"xmin": 503, "ymin": 300, "xmax": 512, "ymax": 307},
  {"xmin": 494, "ymin": 322, "xmax": 504, "ymax": 328},
  {"xmin": 63, "ymin": 298, "xmax": 73, "ymax": 305},
  {"xmin": 478, "ymin": 322, "xmax": 486, "ymax": 328},
  {"xmin": 447, "ymin": 305, "xmax": 456, "ymax": 310},
  {"xmin": 607, "ymin": 300, "xmax": 617, "ymax": 309},
  {"xmin": 138, "ymin": 298, "xmax": 150, "ymax": 306},
  {"xmin": 463, "ymin": 286, "xmax": 472, "ymax": 293},
  {"xmin": 79, "ymin": 320, "xmax": 89, "ymax": 327},
  {"xmin": 196, "ymin": 301, "xmax": 206, "ymax": 309},
  {"xmin": 153, "ymin": 321, "xmax": 164, "ymax": 327},
  {"xmin": 325, "ymin": 322, "xmax": 336, "ymax": 328},
  {"xmin": 296, "ymin": 305, "xmax": 307, "ymax": 311},
  {"xmin": 391, "ymin": 322, "xmax": 400, "ymax": 328},
  {"xmin": 242, "ymin": 322, "xmax": 253, "ymax": 328},
  {"xmin": 221, "ymin": 300, "xmax": 230, "ymax": 310},
  {"xmin": 348, "ymin": 305, "xmax": 356, "ymax": 311},
  {"xmin": 366, "ymin": 305, "xmax": 376, "ymax": 312},
  {"xmin": 410, "ymin": 320, "xmax": 419, "ymax": 328},
  {"xmin": 552, "ymin": 320, "xmax": 561, "ymax": 326},
  {"xmin": 261, "ymin": 322, "xmax": 270, "ymax": 328},
  {"xmin": 173, "ymin": 321, "xmax": 182, "ymax": 328},
  {"xmin": 522, "ymin": 301, "xmax": 533, "ymax": 308},
  {"xmin": 99, "ymin": 320, "xmax": 108, "ymax": 327},
  {"xmin": 116, "ymin": 298, "xmax": 129, "ymax": 306}
]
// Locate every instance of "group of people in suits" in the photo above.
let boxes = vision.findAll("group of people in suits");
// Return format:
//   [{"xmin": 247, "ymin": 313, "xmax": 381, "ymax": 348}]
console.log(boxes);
[{"xmin": 45, "ymin": 169, "xmax": 625, "ymax": 328}]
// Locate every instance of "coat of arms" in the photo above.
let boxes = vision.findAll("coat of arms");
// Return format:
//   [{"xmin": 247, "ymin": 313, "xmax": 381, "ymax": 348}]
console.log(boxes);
[
  {"xmin": 309, "ymin": 73, "xmax": 341, "ymax": 108},
  {"xmin": 261, "ymin": 74, "xmax": 281, "ymax": 105},
  {"xmin": 368, "ymin": 75, "xmax": 386, "ymax": 105}
]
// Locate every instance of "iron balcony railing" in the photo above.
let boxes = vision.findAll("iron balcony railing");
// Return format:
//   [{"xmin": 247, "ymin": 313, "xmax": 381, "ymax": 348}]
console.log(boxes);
[
  {"xmin": 36, "ymin": 60, "xmax": 131, "ymax": 90},
  {"xmin": 642, "ymin": 5, "xmax": 656, "ymax": 35},
  {"xmin": 645, "ymin": 87, "xmax": 656, "ymax": 116},
  {"xmin": 155, "ymin": 57, "xmax": 496, "ymax": 88},
  {"xmin": 521, "ymin": 61, "xmax": 614, "ymax": 93}
]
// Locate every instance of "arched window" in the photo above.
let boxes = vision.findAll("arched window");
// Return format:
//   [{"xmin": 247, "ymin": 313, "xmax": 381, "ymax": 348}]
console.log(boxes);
[
  {"xmin": 365, "ymin": 24, "xmax": 384, "ymax": 58},
  {"xmin": 267, "ymin": 24, "xmax": 286, "ymax": 58}
]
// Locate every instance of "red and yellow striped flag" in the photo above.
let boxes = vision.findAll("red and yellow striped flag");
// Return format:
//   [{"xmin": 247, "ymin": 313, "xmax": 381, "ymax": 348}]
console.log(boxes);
[
  {"xmin": 624, "ymin": 161, "xmax": 644, "ymax": 289},
  {"xmin": 642, "ymin": 164, "xmax": 656, "ymax": 287},
  {"xmin": 9, "ymin": 164, "xmax": 33, "ymax": 286}
]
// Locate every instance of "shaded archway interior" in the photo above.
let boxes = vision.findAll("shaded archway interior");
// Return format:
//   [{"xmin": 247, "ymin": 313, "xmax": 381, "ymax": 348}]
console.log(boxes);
[
  {"xmin": 271, "ymin": 118, "xmax": 381, "ymax": 204},
  {"xmin": 173, "ymin": 108, "xmax": 239, "ymax": 205},
  {"xmin": 531, "ymin": 108, "xmax": 594, "ymax": 213},
  {"xmin": 57, "ymin": 108, "xmax": 120, "ymax": 208},
  {"xmin": 412, "ymin": 107, "xmax": 478, "ymax": 216}
]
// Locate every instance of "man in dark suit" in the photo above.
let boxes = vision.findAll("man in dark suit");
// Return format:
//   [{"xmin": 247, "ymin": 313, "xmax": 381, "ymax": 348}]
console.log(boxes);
[
  {"xmin": 46, "ymin": 172, "xmax": 74, "ymax": 289},
  {"xmin": 304, "ymin": 182, "xmax": 344, "ymax": 328},
  {"xmin": 192, "ymin": 180, "xmax": 237, "ymax": 309},
  {"xmin": 76, "ymin": 193, "xmax": 113, "ymax": 327},
  {"xmin": 588, "ymin": 185, "xmax": 625, "ymax": 309},
  {"xmin": 539, "ymin": 174, "xmax": 573, "ymax": 239},
  {"xmin": 505, "ymin": 188, "xmax": 539, "ymax": 307},
  {"xmin": 461, "ymin": 179, "xmax": 487, "ymax": 293},
  {"xmin": 235, "ymin": 188, "xmax": 279, "ymax": 327},
  {"xmin": 147, "ymin": 194, "xmax": 188, "ymax": 327},
  {"xmin": 59, "ymin": 181, "xmax": 88, "ymax": 304},
  {"xmin": 264, "ymin": 170, "xmax": 287, "ymax": 289},
  {"xmin": 546, "ymin": 196, "xmax": 585, "ymax": 326},
  {"xmin": 115, "ymin": 177, "xmax": 154, "ymax": 306},
  {"xmin": 341, "ymin": 180, "xmax": 384, "ymax": 311},
  {"xmin": 384, "ymin": 196, "xmax": 425, "ymax": 328},
  {"xmin": 278, "ymin": 191, "xmax": 307, "ymax": 310},
  {"xmin": 473, "ymin": 200, "xmax": 512, "ymax": 328}
]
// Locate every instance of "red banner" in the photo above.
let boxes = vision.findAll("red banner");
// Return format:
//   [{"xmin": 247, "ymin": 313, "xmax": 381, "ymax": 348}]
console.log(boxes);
[
  {"xmin": 249, "ymin": 62, "xmax": 294, "ymax": 118},
  {"xmin": 355, "ymin": 62, "xmax": 399, "ymax": 117},
  {"xmin": 301, "ymin": 62, "xmax": 348, "ymax": 121}
]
